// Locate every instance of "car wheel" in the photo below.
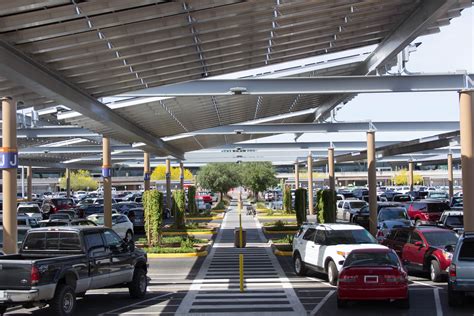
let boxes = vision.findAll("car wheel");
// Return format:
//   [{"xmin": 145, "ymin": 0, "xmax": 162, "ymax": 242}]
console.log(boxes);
[
  {"xmin": 129, "ymin": 268, "xmax": 147, "ymax": 299},
  {"xmin": 125, "ymin": 230, "xmax": 134, "ymax": 242},
  {"xmin": 50, "ymin": 284, "xmax": 76, "ymax": 316},
  {"xmin": 337, "ymin": 297, "xmax": 347, "ymax": 309},
  {"xmin": 327, "ymin": 261, "xmax": 338, "ymax": 286},
  {"xmin": 430, "ymin": 260, "xmax": 442, "ymax": 282},
  {"xmin": 448, "ymin": 284, "xmax": 464, "ymax": 307},
  {"xmin": 0, "ymin": 305, "xmax": 7, "ymax": 316},
  {"xmin": 293, "ymin": 254, "xmax": 307, "ymax": 276}
]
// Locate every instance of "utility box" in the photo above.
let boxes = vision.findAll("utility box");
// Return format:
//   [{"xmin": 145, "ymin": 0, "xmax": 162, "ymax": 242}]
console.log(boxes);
[{"xmin": 234, "ymin": 228, "xmax": 247, "ymax": 248}]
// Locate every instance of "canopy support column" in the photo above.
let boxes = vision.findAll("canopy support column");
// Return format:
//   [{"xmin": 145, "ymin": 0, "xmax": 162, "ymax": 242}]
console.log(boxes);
[
  {"xmin": 367, "ymin": 131, "xmax": 377, "ymax": 236},
  {"xmin": 460, "ymin": 91, "xmax": 474, "ymax": 232},
  {"xmin": 102, "ymin": 137, "xmax": 112, "ymax": 228}
]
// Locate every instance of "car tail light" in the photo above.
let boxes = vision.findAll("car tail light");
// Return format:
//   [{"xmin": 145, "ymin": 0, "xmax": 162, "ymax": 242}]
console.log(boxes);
[
  {"xmin": 384, "ymin": 275, "xmax": 406, "ymax": 283},
  {"xmin": 449, "ymin": 264, "xmax": 456, "ymax": 278},
  {"xmin": 339, "ymin": 274, "xmax": 358, "ymax": 283},
  {"xmin": 31, "ymin": 266, "xmax": 40, "ymax": 285},
  {"xmin": 377, "ymin": 230, "xmax": 384, "ymax": 238}
]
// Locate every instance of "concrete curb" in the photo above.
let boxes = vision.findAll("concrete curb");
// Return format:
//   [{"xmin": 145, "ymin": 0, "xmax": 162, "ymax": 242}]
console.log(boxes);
[
  {"xmin": 274, "ymin": 249, "xmax": 293, "ymax": 256},
  {"xmin": 147, "ymin": 251, "xmax": 208, "ymax": 258},
  {"xmin": 258, "ymin": 215, "xmax": 297, "ymax": 219},
  {"xmin": 185, "ymin": 216, "xmax": 222, "ymax": 220}
]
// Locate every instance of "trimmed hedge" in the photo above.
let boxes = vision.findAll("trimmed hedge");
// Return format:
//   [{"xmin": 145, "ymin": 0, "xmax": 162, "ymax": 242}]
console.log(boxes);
[
  {"xmin": 173, "ymin": 190, "xmax": 186, "ymax": 229},
  {"xmin": 294, "ymin": 188, "xmax": 307, "ymax": 226},
  {"xmin": 283, "ymin": 185, "xmax": 292, "ymax": 213},
  {"xmin": 143, "ymin": 190, "xmax": 163, "ymax": 246},
  {"xmin": 187, "ymin": 186, "xmax": 198, "ymax": 215},
  {"xmin": 316, "ymin": 189, "xmax": 337, "ymax": 223}
]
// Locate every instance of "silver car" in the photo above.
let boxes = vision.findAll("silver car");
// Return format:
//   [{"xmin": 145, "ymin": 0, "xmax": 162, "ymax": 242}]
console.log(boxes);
[{"xmin": 448, "ymin": 232, "xmax": 474, "ymax": 307}]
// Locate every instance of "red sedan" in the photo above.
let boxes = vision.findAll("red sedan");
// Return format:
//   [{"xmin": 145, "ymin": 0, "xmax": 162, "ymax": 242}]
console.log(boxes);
[{"xmin": 337, "ymin": 248, "xmax": 409, "ymax": 309}]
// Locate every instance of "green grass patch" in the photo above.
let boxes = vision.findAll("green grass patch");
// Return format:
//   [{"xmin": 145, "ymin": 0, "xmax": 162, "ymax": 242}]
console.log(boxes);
[
  {"xmin": 274, "ymin": 244, "xmax": 293, "ymax": 252},
  {"xmin": 264, "ymin": 225, "xmax": 299, "ymax": 232},
  {"xmin": 270, "ymin": 235, "xmax": 294, "ymax": 244},
  {"xmin": 137, "ymin": 236, "xmax": 208, "ymax": 246}
]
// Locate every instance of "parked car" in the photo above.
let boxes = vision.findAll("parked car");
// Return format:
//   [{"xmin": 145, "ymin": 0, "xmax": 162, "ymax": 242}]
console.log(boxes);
[
  {"xmin": 392, "ymin": 194, "xmax": 413, "ymax": 203},
  {"xmin": 352, "ymin": 188, "xmax": 369, "ymax": 199},
  {"xmin": 352, "ymin": 202, "xmax": 404, "ymax": 228},
  {"xmin": 437, "ymin": 210, "xmax": 464, "ymax": 235},
  {"xmin": 448, "ymin": 232, "xmax": 474, "ymax": 306},
  {"xmin": 93, "ymin": 198, "xmax": 118, "ymax": 205},
  {"xmin": 197, "ymin": 192, "xmax": 212, "ymax": 204},
  {"xmin": 41, "ymin": 198, "xmax": 75, "ymax": 217},
  {"xmin": 406, "ymin": 199, "xmax": 450, "ymax": 224},
  {"xmin": 376, "ymin": 207, "xmax": 412, "ymax": 242},
  {"xmin": 341, "ymin": 200, "xmax": 368, "ymax": 221},
  {"xmin": 292, "ymin": 223, "xmax": 387, "ymax": 285},
  {"xmin": 88, "ymin": 213, "xmax": 134, "ymax": 240},
  {"xmin": 449, "ymin": 196, "xmax": 463, "ymax": 208},
  {"xmin": 38, "ymin": 219, "xmax": 97, "ymax": 227},
  {"xmin": 122, "ymin": 208, "xmax": 144, "ymax": 232},
  {"xmin": 377, "ymin": 220, "xmax": 412, "ymax": 243},
  {"xmin": 113, "ymin": 202, "xmax": 140, "ymax": 213},
  {"xmin": 337, "ymin": 248, "xmax": 409, "ymax": 308},
  {"xmin": 17, "ymin": 203, "xmax": 43, "ymax": 222},
  {"xmin": 382, "ymin": 226, "xmax": 459, "ymax": 281},
  {"xmin": 197, "ymin": 198, "xmax": 212, "ymax": 212},
  {"xmin": 0, "ymin": 226, "xmax": 148, "ymax": 315},
  {"xmin": 407, "ymin": 190, "xmax": 429, "ymax": 201},
  {"xmin": 428, "ymin": 191, "xmax": 449, "ymax": 202},
  {"xmin": 49, "ymin": 213, "xmax": 73, "ymax": 221}
]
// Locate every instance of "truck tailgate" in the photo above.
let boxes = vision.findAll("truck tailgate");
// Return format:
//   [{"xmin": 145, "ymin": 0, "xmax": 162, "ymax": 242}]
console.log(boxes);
[{"xmin": 0, "ymin": 259, "xmax": 33, "ymax": 290}]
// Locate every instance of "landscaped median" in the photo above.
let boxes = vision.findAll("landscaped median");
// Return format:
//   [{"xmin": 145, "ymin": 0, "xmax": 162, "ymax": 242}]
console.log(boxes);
[
  {"xmin": 268, "ymin": 236, "xmax": 293, "ymax": 257},
  {"xmin": 262, "ymin": 220, "xmax": 299, "ymax": 234},
  {"xmin": 137, "ymin": 236, "xmax": 212, "ymax": 258}
]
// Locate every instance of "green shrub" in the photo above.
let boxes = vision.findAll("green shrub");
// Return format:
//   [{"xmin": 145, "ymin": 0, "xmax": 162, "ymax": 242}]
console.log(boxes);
[
  {"xmin": 272, "ymin": 234, "xmax": 294, "ymax": 244},
  {"xmin": 256, "ymin": 202, "xmax": 266, "ymax": 209},
  {"xmin": 187, "ymin": 186, "xmax": 198, "ymax": 215},
  {"xmin": 274, "ymin": 220, "xmax": 286, "ymax": 230},
  {"xmin": 143, "ymin": 190, "xmax": 163, "ymax": 246},
  {"xmin": 145, "ymin": 247, "xmax": 197, "ymax": 254},
  {"xmin": 294, "ymin": 188, "xmax": 307, "ymax": 226},
  {"xmin": 317, "ymin": 189, "xmax": 337, "ymax": 224},
  {"xmin": 265, "ymin": 209, "xmax": 274, "ymax": 216},
  {"xmin": 283, "ymin": 186, "xmax": 292, "ymax": 213},
  {"xmin": 212, "ymin": 200, "xmax": 226, "ymax": 210},
  {"xmin": 173, "ymin": 190, "xmax": 186, "ymax": 229}
]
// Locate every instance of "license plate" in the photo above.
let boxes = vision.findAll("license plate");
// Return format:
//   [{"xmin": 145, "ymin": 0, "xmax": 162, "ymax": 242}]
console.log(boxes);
[
  {"xmin": 0, "ymin": 290, "xmax": 5, "ymax": 300},
  {"xmin": 364, "ymin": 275, "xmax": 379, "ymax": 283}
]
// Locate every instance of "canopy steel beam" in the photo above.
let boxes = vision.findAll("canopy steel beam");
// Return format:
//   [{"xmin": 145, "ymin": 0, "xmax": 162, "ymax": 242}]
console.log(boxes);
[
  {"xmin": 315, "ymin": 0, "xmax": 464, "ymax": 121},
  {"xmin": 163, "ymin": 121, "xmax": 460, "ymax": 140},
  {"xmin": 314, "ymin": 130, "xmax": 460, "ymax": 166},
  {"xmin": 117, "ymin": 74, "xmax": 473, "ymax": 97},
  {"xmin": 20, "ymin": 145, "xmax": 139, "ymax": 154},
  {"xmin": 0, "ymin": 40, "xmax": 184, "ymax": 159},
  {"xmin": 18, "ymin": 158, "xmax": 99, "ymax": 169},
  {"xmin": 3, "ymin": 127, "xmax": 99, "ymax": 138}
]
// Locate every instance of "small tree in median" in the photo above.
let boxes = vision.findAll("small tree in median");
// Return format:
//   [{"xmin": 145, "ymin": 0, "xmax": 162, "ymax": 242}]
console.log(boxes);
[
  {"xmin": 197, "ymin": 163, "xmax": 241, "ymax": 200},
  {"xmin": 241, "ymin": 162, "xmax": 278, "ymax": 202},
  {"xmin": 173, "ymin": 190, "xmax": 186, "ymax": 229},
  {"xmin": 316, "ymin": 189, "xmax": 337, "ymax": 224},
  {"xmin": 143, "ymin": 190, "xmax": 163, "ymax": 246}
]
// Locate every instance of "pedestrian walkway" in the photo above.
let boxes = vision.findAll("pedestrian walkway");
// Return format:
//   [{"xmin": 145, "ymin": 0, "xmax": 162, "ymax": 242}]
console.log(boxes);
[{"xmin": 176, "ymin": 200, "xmax": 306, "ymax": 315}]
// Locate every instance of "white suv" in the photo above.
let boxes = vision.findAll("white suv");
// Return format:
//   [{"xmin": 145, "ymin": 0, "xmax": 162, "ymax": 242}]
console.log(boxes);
[{"xmin": 292, "ymin": 223, "xmax": 387, "ymax": 285}]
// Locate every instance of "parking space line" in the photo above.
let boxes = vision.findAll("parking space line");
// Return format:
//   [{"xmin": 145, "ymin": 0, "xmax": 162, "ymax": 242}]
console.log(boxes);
[
  {"xmin": 305, "ymin": 276, "xmax": 336, "ymax": 288},
  {"xmin": 411, "ymin": 280, "xmax": 443, "ymax": 289},
  {"xmin": 434, "ymin": 288, "xmax": 443, "ymax": 316},
  {"xmin": 97, "ymin": 292, "xmax": 173, "ymax": 316},
  {"xmin": 309, "ymin": 290, "xmax": 335, "ymax": 316}
]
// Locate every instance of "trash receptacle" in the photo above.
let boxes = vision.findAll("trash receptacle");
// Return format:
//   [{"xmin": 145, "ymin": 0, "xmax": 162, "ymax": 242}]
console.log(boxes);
[{"xmin": 234, "ymin": 228, "xmax": 247, "ymax": 248}]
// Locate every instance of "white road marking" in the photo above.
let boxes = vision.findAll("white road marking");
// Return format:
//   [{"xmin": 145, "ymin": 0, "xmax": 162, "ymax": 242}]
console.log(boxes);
[
  {"xmin": 434, "ymin": 288, "xmax": 443, "ymax": 316},
  {"xmin": 305, "ymin": 276, "xmax": 336, "ymax": 288},
  {"xmin": 98, "ymin": 292, "xmax": 173, "ymax": 316},
  {"xmin": 309, "ymin": 290, "xmax": 335, "ymax": 316},
  {"xmin": 412, "ymin": 280, "xmax": 443, "ymax": 289}
]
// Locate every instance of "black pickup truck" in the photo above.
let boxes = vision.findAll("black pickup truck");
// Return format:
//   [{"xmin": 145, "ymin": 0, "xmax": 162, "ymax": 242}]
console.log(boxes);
[{"xmin": 0, "ymin": 226, "xmax": 148, "ymax": 316}]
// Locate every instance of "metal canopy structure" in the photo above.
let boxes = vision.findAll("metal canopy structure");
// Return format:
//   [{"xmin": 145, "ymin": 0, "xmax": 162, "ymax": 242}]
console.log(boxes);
[{"xmin": 0, "ymin": 0, "xmax": 471, "ymax": 168}]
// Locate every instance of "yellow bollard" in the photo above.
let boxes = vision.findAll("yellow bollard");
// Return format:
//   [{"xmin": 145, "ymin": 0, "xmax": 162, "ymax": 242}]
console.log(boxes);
[{"xmin": 239, "ymin": 254, "xmax": 244, "ymax": 292}]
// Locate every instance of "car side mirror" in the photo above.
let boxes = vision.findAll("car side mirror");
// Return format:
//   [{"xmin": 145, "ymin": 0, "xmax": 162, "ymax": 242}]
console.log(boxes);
[
  {"xmin": 414, "ymin": 241, "xmax": 423, "ymax": 247},
  {"xmin": 338, "ymin": 260, "xmax": 345, "ymax": 266}
]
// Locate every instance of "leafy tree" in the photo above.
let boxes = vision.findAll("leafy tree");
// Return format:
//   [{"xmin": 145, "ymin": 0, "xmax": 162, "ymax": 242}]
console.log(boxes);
[
  {"xmin": 143, "ymin": 190, "xmax": 163, "ymax": 246},
  {"xmin": 392, "ymin": 169, "xmax": 423, "ymax": 185},
  {"xmin": 283, "ymin": 185, "xmax": 292, "ymax": 213},
  {"xmin": 59, "ymin": 170, "xmax": 98, "ymax": 191},
  {"xmin": 187, "ymin": 186, "xmax": 198, "ymax": 215},
  {"xmin": 151, "ymin": 165, "xmax": 193, "ymax": 181},
  {"xmin": 295, "ymin": 188, "xmax": 307, "ymax": 226},
  {"xmin": 197, "ymin": 163, "xmax": 241, "ymax": 199},
  {"xmin": 241, "ymin": 162, "xmax": 278, "ymax": 201}
]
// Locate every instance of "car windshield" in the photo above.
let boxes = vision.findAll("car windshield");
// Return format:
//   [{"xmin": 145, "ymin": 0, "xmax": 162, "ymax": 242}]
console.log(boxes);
[
  {"xmin": 423, "ymin": 231, "xmax": 459, "ymax": 247},
  {"xmin": 394, "ymin": 195, "xmax": 411, "ymax": 202},
  {"xmin": 379, "ymin": 208, "xmax": 408, "ymax": 221},
  {"xmin": 427, "ymin": 203, "xmax": 450, "ymax": 213},
  {"xmin": 325, "ymin": 229, "xmax": 377, "ymax": 245},
  {"xmin": 459, "ymin": 239, "xmax": 474, "ymax": 261},
  {"xmin": 445, "ymin": 215, "xmax": 463, "ymax": 226},
  {"xmin": 18, "ymin": 206, "xmax": 40, "ymax": 213},
  {"xmin": 350, "ymin": 202, "xmax": 366, "ymax": 208},
  {"xmin": 50, "ymin": 214, "xmax": 70, "ymax": 220},
  {"xmin": 344, "ymin": 251, "xmax": 400, "ymax": 268},
  {"xmin": 40, "ymin": 221, "xmax": 68, "ymax": 227}
]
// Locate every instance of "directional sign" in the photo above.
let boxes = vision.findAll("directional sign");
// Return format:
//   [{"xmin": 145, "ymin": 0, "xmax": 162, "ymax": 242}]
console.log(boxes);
[
  {"xmin": 102, "ymin": 167, "xmax": 112, "ymax": 178},
  {"xmin": 0, "ymin": 148, "xmax": 18, "ymax": 169}
]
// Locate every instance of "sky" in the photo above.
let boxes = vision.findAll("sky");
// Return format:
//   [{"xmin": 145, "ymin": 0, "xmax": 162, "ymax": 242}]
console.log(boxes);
[{"xmin": 250, "ymin": 6, "xmax": 473, "ymax": 145}]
